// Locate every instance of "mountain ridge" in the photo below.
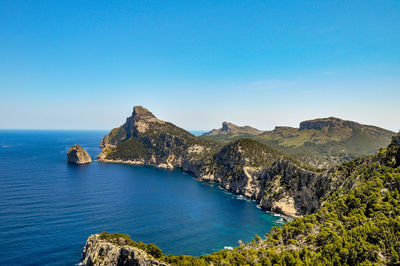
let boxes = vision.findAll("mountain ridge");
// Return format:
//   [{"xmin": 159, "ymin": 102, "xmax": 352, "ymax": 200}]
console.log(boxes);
[{"xmin": 201, "ymin": 116, "xmax": 395, "ymax": 168}]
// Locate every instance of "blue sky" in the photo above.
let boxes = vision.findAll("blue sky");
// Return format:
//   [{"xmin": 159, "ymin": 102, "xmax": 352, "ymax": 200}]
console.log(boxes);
[{"xmin": 0, "ymin": 0, "xmax": 399, "ymax": 131}]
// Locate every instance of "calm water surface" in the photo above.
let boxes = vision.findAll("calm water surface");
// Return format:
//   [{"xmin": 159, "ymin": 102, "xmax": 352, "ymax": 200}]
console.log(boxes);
[{"xmin": 0, "ymin": 130, "xmax": 283, "ymax": 265}]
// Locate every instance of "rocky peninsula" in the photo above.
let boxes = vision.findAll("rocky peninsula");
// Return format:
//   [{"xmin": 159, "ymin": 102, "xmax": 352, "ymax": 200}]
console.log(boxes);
[{"xmin": 96, "ymin": 106, "xmax": 358, "ymax": 218}]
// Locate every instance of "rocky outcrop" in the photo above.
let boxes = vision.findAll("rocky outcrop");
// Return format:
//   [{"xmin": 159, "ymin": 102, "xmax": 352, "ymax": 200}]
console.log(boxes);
[
  {"xmin": 82, "ymin": 234, "xmax": 167, "ymax": 266},
  {"xmin": 203, "ymin": 122, "xmax": 263, "ymax": 136},
  {"xmin": 67, "ymin": 144, "xmax": 92, "ymax": 164}
]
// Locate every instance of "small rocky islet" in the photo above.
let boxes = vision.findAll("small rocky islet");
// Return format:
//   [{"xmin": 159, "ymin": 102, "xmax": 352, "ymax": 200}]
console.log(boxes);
[
  {"xmin": 67, "ymin": 144, "xmax": 92, "ymax": 164},
  {"xmin": 80, "ymin": 106, "xmax": 400, "ymax": 265}
]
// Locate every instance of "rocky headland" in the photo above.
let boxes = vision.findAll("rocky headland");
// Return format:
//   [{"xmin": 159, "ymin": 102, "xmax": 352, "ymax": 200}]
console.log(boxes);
[{"xmin": 67, "ymin": 144, "xmax": 92, "ymax": 164}]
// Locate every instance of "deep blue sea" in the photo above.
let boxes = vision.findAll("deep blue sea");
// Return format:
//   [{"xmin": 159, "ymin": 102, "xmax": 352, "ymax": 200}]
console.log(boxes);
[{"xmin": 0, "ymin": 130, "xmax": 283, "ymax": 265}]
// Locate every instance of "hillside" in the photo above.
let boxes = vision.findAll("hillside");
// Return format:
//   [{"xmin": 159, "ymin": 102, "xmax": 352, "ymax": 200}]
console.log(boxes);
[
  {"xmin": 201, "ymin": 117, "xmax": 395, "ymax": 168},
  {"xmin": 85, "ymin": 133, "xmax": 400, "ymax": 265}
]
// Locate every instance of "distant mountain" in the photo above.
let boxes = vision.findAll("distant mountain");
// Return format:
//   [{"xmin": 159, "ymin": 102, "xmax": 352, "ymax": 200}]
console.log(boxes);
[
  {"xmin": 203, "ymin": 122, "xmax": 263, "ymax": 136},
  {"xmin": 201, "ymin": 117, "xmax": 395, "ymax": 168}
]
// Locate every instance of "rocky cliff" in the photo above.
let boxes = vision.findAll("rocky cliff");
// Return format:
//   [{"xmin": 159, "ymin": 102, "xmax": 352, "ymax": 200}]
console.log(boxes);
[
  {"xmin": 98, "ymin": 106, "xmax": 360, "ymax": 218},
  {"xmin": 67, "ymin": 144, "xmax": 92, "ymax": 164},
  {"xmin": 82, "ymin": 234, "xmax": 167, "ymax": 266}
]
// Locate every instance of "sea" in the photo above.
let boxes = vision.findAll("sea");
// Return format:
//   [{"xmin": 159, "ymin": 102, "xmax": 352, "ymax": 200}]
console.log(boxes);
[{"xmin": 0, "ymin": 130, "xmax": 283, "ymax": 265}]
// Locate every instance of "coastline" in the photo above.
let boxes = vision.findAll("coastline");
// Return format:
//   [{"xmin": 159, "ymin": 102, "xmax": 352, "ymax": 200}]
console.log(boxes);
[{"xmin": 97, "ymin": 157, "xmax": 297, "ymax": 220}]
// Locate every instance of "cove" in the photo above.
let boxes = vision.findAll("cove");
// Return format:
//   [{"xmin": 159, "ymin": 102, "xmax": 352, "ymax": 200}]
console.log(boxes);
[{"xmin": 0, "ymin": 130, "xmax": 283, "ymax": 265}]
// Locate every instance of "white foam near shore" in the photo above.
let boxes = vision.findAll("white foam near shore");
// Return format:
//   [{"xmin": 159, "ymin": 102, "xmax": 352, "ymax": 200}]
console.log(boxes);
[{"xmin": 224, "ymin": 246, "xmax": 233, "ymax": 250}]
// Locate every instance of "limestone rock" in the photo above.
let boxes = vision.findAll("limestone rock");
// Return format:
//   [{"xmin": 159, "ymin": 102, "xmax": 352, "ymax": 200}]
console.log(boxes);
[
  {"xmin": 82, "ymin": 234, "xmax": 168, "ymax": 266},
  {"xmin": 67, "ymin": 144, "xmax": 92, "ymax": 164}
]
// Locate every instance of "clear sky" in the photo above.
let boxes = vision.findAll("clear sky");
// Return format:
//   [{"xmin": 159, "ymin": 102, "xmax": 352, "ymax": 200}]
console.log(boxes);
[{"xmin": 0, "ymin": 1, "xmax": 399, "ymax": 131}]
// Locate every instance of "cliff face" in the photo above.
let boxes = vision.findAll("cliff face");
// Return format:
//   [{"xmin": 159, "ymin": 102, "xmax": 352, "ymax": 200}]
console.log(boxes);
[
  {"xmin": 98, "ymin": 106, "xmax": 356, "ymax": 218},
  {"xmin": 82, "ymin": 234, "xmax": 167, "ymax": 266}
]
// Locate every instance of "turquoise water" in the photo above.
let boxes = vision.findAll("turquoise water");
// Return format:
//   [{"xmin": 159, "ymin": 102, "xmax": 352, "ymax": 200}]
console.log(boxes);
[{"xmin": 0, "ymin": 130, "xmax": 283, "ymax": 265}]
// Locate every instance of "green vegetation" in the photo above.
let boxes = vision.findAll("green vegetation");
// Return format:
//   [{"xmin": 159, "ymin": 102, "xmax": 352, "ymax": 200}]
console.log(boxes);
[{"xmin": 99, "ymin": 136, "xmax": 400, "ymax": 265}]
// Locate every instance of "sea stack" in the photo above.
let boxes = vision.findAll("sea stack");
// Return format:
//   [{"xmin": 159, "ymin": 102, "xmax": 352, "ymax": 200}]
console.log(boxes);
[{"xmin": 67, "ymin": 144, "xmax": 92, "ymax": 164}]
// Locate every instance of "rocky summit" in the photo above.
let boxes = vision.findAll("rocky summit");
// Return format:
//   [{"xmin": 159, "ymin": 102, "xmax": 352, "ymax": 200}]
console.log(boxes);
[
  {"xmin": 67, "ymin": 144, "xmax": 92, "ymax": 164},
  {"xmin": 203, "ymin": 121, "xmax": 263, "ymax": 136}
]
